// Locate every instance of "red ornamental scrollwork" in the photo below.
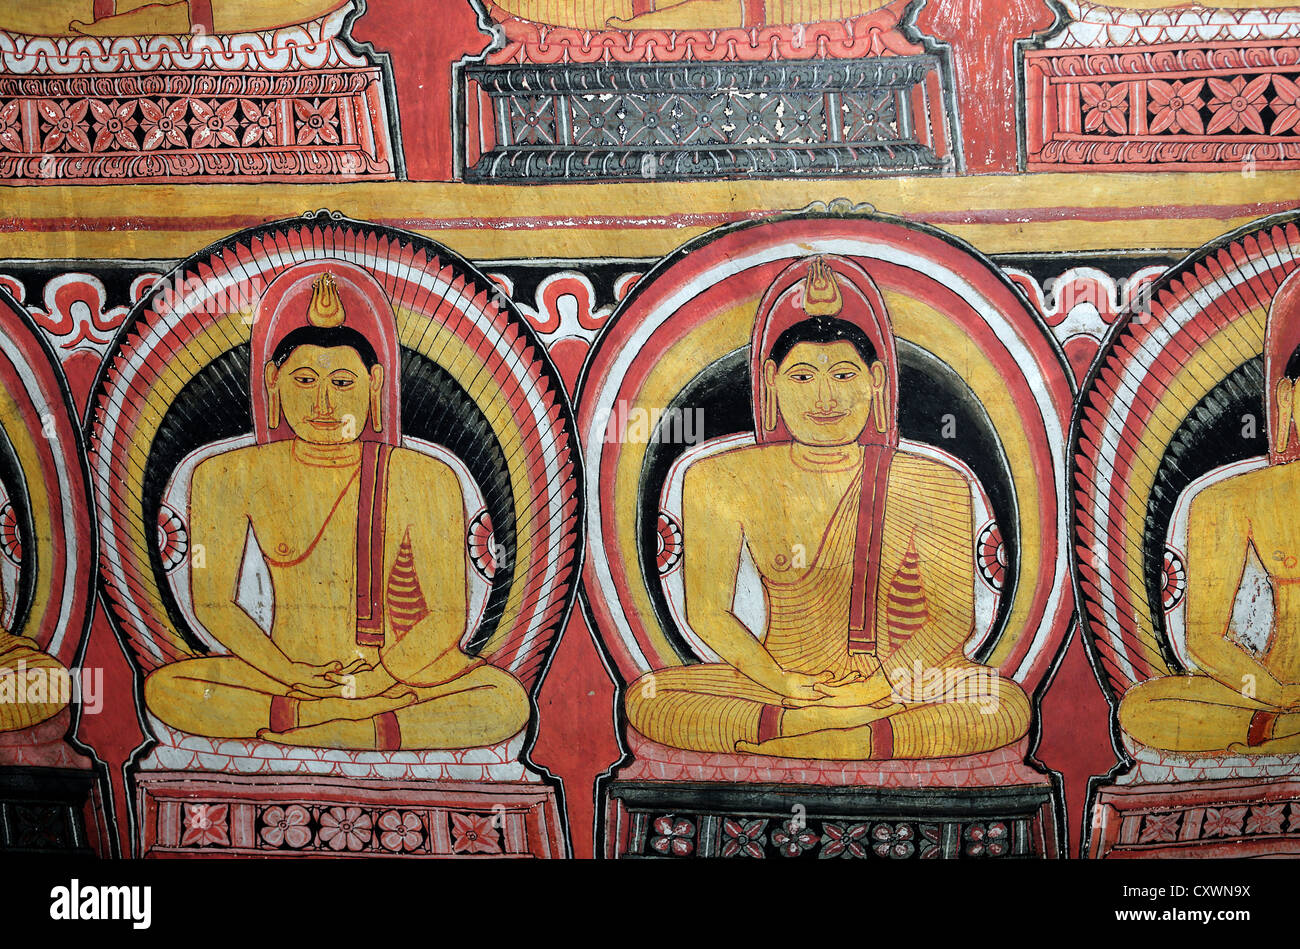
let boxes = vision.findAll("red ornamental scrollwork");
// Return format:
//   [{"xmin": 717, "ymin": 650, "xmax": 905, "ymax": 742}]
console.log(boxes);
[
  {"xmin": 485, "ymin": 5, "xmax": 923, "ymax": 67},
  {"xmin": 0, "ymin": 271, "xmax": 151, "ymax": 360}
]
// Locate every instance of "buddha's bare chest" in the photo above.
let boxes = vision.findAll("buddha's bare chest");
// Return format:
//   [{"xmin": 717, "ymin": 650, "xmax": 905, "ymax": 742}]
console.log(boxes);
[
  {"xmin": 1254, "ymin": 539, "xmax": 1300, "ymax": 584},
  {"xmin": 740, "ymin": 480, "xmax": 855, "ymax": 575},
  {"xmin": 1243, "ymin": 501, "xmax": 1300, "ymax": 582},
  {"xmin": 244, "ymin": 475, "xmax": 360, "ymax": 568}
]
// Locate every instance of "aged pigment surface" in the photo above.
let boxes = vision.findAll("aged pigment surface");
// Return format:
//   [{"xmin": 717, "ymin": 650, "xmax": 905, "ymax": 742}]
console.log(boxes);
[{"xmin": 0, "ymin": 0, "xmax": 1298, "ymax": 860}]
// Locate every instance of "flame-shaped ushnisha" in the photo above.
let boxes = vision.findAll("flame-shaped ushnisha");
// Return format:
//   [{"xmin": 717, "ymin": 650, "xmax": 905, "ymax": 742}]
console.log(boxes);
[
  {"xmin": 801, "ymin": 257, "xmax": 845, "ymax": 317},
  {"xmin": 307, "ymin": 272, "xmax": 345, "ymax": 328}
]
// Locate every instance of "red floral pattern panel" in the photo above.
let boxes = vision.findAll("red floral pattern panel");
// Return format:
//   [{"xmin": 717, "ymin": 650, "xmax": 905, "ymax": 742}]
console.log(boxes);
[{"xmin": 1024, "ymin": 40, "xmax": 1300, "ymax": 171}]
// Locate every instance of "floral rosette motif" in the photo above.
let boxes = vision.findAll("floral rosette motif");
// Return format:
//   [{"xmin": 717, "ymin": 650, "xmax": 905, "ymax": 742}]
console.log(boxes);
[
  {"xmin": 378, "ymin": 810, "xmax": 425, "ymax": 853},
  {"xmin": 720, "ymin": 818, "xmax": 767, "ymax": 858},
  {"xmin": 1160, "ymin": 547, "xmax": 1187, "ymax": 613},
  {"xmin": 468, "ymin": 510, "xmax": 497, "ymax": 581},
  {"xmin": 156, "ymin": 505, "xmax": 189, "ymax": 574},
  {"xmin": 871, "ymin": 822, "xmax": 916, "ymax": 859},
  {"xmin": 0, "ymin": 502, "xmax": 19, "ymax": 565},
  {"xmin": 656, "ymin": 511, "xmax": 683, "ymax": 576},
  {"xmin": 976, "ymin": 521, "xmax": 1006, "ymax": 591},
  {"xmin": 820, "ymin": 823, "xmax": 870, "ymax": 859},
  {"xmin": 772, "ymin": 819, "xmax": 820, "ymax": 858},
  {"xmin": 451, "ymin": 813, "xmax": 502, "ymax": 855},
  {"xmin": 260, "ymin": 805, "xmax": 312, "ymax": 850},
  {"xmin": 963, "ymin": 822, "xmax": 1008, "ymax": 858},
  {"xmin": 649, "ymin": 815, "xmax": 695, "ymax": 856},
  {"xmin": 319, "ymin": 806, "xmax": 373, "ymax": 852}
]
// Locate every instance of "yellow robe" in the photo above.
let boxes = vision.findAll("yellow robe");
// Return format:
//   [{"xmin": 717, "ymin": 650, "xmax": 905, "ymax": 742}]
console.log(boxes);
[
  {"xmin": 626, "ymin": 453, "xmax": 1031, "ymax": 759},
  {"xmin": 0, "ymin": 633, "xmax": 68, "ymax": 733}
]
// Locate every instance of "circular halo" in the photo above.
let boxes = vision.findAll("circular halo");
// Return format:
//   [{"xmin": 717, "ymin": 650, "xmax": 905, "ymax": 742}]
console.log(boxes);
[
  {"xmin": 576, "ymin": 213, "xmax": 1075, "ymax": 694},
  {"xmin": 87, "ymin": 213, "xmax": 583, "ymax": 693},
  {"xmin": 0, "ymin": 288, "xmax": 95, "ymax": 670},
  {"xmin": 1072, "ymin": 210, "xmax": 1300, "ymax": 702}
]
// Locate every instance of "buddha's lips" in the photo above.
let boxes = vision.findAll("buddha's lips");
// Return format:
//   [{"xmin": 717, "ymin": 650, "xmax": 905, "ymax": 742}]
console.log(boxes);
[
  {"xmin": 805, "ymin": 411, "xmax": 848, "ymax": 423},
  {"xmin": 306, "ymin": 417, "xmax": 344, "ymax": 429}
]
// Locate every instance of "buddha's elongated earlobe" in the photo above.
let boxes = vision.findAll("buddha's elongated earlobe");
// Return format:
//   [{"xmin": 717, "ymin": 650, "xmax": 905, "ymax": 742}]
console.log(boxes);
[
  {"xmin": 370, "ymin": 365, "xmax": 385, "ymax": 434},
  {"xmin": 1277, "ymin": 377, "xmax": 1294, "ymax": 454},
  {"xmin": 871, "ymin": 362, "xmax": 888, "ymax": 434},
  {"xmin": 762, "ymin": 360, "xmax": 779, "ymax": 432},
  {"xmin": 264, "ymin": 363, "xmax": 281, "ymax": 430}
]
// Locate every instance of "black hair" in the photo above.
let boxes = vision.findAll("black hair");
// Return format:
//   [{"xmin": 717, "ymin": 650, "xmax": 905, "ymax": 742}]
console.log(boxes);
[
  {"xmin": 767, "ymin": 316, "xmax": 878, "ymax": 368},
  {"xmin": 271, "ymin": 326, "xmax": 379, "ymax": 369},
  {"xmin": 1285, "ymin": 344, "xmax": 1300, "ymax": 382}
]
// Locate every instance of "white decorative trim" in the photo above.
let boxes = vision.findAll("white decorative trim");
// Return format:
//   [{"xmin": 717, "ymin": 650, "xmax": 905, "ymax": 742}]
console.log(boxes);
[
  {"xmin": 1119, "ymin": 730, "xmax": 1300, "ymax": 783},
  {"xmin": 1049, "ymin": 1, "xmax": 1300, "ymax": 48},
  {"xmin": 138, "ymin": 714, "xmax": 532, "ymax": 782},
  {"xmin": 0, "ymin": 3, "xmax": 367, "ymax": 75}
]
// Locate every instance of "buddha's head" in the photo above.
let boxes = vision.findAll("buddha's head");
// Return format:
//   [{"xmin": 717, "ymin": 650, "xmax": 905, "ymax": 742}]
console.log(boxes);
[
  {"xmin": 263, "ymin": 274, "xmax": 385, "ymax": 445},
  {"xmin": 252, "ymin": 263, "xmax": 401, "ymax": 448},
  {"xmin": 265, "ymin": 331, "xmax": 384, "ymax": 446},
  {"xmin": 1266, "ymin": 269, "xmax": 1300, "ymax": 463},
  {"xmin": 763, "ymin": 316, "xmax": 886, "ymax": 447},
  {"xmin": 754, "ymin": 256, "xmax": 897, "ymax": 449}
]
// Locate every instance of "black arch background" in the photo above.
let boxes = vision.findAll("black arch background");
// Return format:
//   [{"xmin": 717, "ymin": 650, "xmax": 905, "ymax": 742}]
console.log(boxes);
[
  {"xmin": 1141, "ymin": 357, "xmax": 1269, "ymax": 672},
  {"xmin": 636, "ymin": 340, "xmax": 1020, "ymax": 665},
  {"xmin": 0, "ymin": 421, "xmax": 35, "ymax": 637}
]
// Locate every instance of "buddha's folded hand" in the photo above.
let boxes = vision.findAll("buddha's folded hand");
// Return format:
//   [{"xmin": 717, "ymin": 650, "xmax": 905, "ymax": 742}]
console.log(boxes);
[
  {"xmin": 784, "ymin": 674, "xmax": 896, "ymax": 709},
  {"xmin": 769, "ymin": 669, "xmax": 835, "ymax": 702},
  {"xmin": 326, "ymin": 665, "xmax": 399, "ymax": 700},
  {"xmin": 275, "ymin": 659, "xmax": 358, "ymax": 697}
]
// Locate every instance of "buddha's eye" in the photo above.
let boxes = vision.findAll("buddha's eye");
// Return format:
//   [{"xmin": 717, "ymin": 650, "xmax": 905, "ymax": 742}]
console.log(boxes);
[
  {"xmin": 788, "ymin": 372, "xmax": 814, "ymax": 383},
  {"xmin": 832, "ymin": 371, "xmax": 858, "ymax": 381},
  {"xmin": 292, "ymin": 373, "xmax": 317, "ymax": 386},
  {"xmin": 331, "ymin": 377, "xmax": 355, "ymax": 389}
]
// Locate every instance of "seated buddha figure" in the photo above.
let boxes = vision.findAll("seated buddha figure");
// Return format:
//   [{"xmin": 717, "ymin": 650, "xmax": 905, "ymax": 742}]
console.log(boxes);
[
  {"xmin": 1120, "ymin": 270, "xmax": 1300, "ymax": 757},
  {"xmin": 489, "ymin": 0, "xmax": 894, "ymax": 32},
  {"xmin": 625, "ymin": 257, "xmax": 1031, "ymax": 760},
  {"xmin": 144, "ymin": 261, "xmax": 530, "ymax": 751},
  {"xmin": 0, "ymin": 0, "xmax": 350, "ymax": 38}
]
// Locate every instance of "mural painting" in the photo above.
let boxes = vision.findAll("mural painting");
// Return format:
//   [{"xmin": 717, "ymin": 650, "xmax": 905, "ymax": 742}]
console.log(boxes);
[
  {"xmin": 87, "ymin": 215, "xmax": 581, "ymax": 856},
  {"xmin": 0, "ymin": 0, "xmax": 1297, "ymax": 875},
  {"xmin": 579, "ymin": 213, "xmax": 1073, "ymax": 857},
  {"xmin": 0, "ymin": 290, "xmax": 106, "ymax": 854},
  {"xmin": 1076, "ymin": 212, "xmax": 1300, "ymax": 857}
]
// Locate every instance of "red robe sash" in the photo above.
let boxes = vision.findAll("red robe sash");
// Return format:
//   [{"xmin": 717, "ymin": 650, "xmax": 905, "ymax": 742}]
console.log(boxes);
[
  {"xmin": 354, "ymin": 442, "xmax": 391, "ymax": 647},
  {"xmin": 848, "ymin": 444, "xmax": 893, "ymax": 654}
]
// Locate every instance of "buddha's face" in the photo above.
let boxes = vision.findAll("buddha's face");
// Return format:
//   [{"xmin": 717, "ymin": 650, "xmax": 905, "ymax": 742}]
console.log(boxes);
[
  {"xmin": 265, "ymin": 344, "xmax": 384, "ymax": 445},
  {"xmin": 766, "ymin": 341, "xmax": 877, "ymax": 447}
]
